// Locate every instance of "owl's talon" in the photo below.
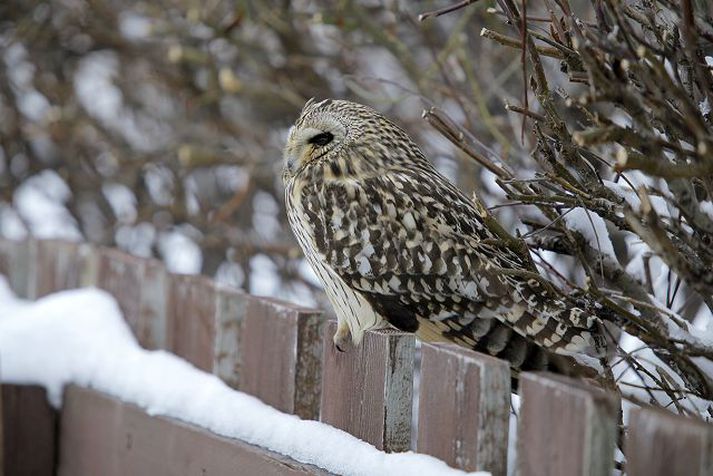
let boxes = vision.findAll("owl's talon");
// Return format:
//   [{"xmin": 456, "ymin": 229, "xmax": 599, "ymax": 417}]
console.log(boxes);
[{"xmin": 333, "ymin": 322, "xmax": 351, "ymax": 352}]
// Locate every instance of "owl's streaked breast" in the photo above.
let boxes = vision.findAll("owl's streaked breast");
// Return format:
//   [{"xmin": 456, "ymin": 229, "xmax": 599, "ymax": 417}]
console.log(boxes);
[{"xmin": 285, "ymin": 177, "xmax": 386, "ymax": 345}]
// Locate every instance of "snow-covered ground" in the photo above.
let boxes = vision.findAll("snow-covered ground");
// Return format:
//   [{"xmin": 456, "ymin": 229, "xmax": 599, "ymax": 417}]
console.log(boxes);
[{"xmin": 0, "ymin": 276, "xmax": 485, "ymax": 476}]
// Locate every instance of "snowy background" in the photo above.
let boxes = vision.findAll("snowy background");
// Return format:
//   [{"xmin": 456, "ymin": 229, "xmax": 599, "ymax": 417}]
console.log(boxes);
[
  {"xmin": 2, "ymin": 0, "xmax": 713, "ymax": 436},
  {"xmin": 0, "ymin": 0, "xmax": 537, "ymax": 313}
]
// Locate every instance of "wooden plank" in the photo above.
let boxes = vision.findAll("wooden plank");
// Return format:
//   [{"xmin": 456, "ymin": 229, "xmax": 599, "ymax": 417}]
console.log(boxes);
[
  {"xmin": 417, "ymin": 343, "xmax": 510, "ymax": 475},
  {"xmin": 1, "ymin": 385, "xmax": 57, "ymax": 476},
  {"xmin": 34, "ymin": 240, "xmax": 97, "ymax": 297},
  {"xmin": 518, "ymin": 372, "xmax": 618, "ymax": 476},
  {"xmin": 627, "ymin": 407, "xmax": 713, "ymax": 476},
  {"xmin": 166, "ymin": 273, "xmax": 217, "ymax": 372},
  {"xmin": 0, "ymin": 238, "xmax": 37, "ymax": 299},
  {"xmin": 166, "ymin": 275, "xmax": 254, "ymax": 388},
  {"xmin": 319, "ymin": 321, "xmax": 415, "ymax": 452},
  {"xmin": 94, "ymin": 248, "xmax": 167, "ymax": 349},
  {"xmin": 239, "ymin": 297, "xmax": 323, "ymax": 419},
  {"xmin": 58, "ymin": 385, "xmax": 330, "ymax": 476},
  {"xmin": 213, "ymin": 285, "xmax": 247, "ymax": 390}
]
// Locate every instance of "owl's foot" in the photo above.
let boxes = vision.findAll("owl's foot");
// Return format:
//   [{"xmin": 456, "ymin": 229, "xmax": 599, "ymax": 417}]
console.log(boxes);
[{"xmin": 333, "ymin": 321, "xmax": 351, "ymax": 352}]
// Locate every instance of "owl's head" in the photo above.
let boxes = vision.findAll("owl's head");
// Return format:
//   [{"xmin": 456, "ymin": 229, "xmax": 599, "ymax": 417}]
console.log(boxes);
[{"xmin": 282, "ymin": 98, "xmax": 426, "ymax": 183}]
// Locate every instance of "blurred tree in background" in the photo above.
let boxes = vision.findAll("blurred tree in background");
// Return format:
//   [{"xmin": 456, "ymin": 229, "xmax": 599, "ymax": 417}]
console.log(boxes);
[
  {"xmin": 2, "ymin": 0, "xmax": 713, "ymax": 415},
  {"xmin": 0, "ymin": 0, "xmax": 526, "ymax": 308}
]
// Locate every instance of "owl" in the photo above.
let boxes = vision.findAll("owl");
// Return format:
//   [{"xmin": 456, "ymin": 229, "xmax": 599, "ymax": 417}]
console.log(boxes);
[{"xmin": 282, "ymin": 98, "xmax": 605, "ymax": 375}]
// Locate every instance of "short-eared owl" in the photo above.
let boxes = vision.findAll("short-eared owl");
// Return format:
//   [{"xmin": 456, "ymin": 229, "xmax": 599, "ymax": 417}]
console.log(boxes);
[{"xmin": 283, "ymin": 98, "xmax": 604, "ymax": 374}]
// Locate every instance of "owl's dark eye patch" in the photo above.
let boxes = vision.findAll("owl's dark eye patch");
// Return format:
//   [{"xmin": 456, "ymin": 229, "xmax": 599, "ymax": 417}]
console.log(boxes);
[{"xmin": 308, "ymin": 131, "xmax": 334, "ymax": 146}]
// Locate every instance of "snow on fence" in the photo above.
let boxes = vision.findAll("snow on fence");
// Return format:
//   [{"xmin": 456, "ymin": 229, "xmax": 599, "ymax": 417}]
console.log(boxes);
[{"xmin": 1, "ymin": 238, "xmax": 712, "ymax": 476}]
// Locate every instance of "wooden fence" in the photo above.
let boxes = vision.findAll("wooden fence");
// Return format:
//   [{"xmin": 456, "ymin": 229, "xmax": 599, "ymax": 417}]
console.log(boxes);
[{"xmin": 1, "ymin": 238, "xmax": 712, "ymax": 476}]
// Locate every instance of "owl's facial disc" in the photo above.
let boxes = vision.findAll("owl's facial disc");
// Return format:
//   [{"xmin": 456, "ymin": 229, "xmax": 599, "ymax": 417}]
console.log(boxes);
[{"xmin": 282, "ymin": 113, "xmax": 346, "ymax": 179}]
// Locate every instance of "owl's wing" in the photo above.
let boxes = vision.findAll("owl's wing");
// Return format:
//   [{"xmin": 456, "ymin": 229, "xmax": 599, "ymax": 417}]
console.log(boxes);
[{"xmin": 317, "ymin": 167, "xmax": 603, "ymax": 358}]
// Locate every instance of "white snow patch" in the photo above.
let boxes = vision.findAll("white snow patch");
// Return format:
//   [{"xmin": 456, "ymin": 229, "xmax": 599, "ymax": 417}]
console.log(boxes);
[
  {"xmin": 603, "ymin": 180, "xmax": 671, "ymax": 218},
  {"xmin": 700, "ymin": 201, "xmax": 713, "ymax": 222},
  {"xmin": 13, "ymin": 170, "xmax": 82, "ymax": 241},
  {"xmin": 563, "ymin": 207, "xmax": 616, "ymax": 261},
  {"xmin": 215, "ymin": 261, "xmax": 245, "ymax": 288},
  {"xmin": 115, "ymin": 222, "xmax": 156, "ymax": 258},
  {"xmin": 0, "ymin": 281, "xmax": 479, "ymax": 476},
  {"xmin": 102, "ymin": 182, "xmax": 137, "ymax": 224},
  {"xmin": 298, "ymin": 258, "xmax": 323, "ymax": 288},
  {"xmin": 250, "ymin": 253, "xmax": 280, "ymax": 297},
  {"xmin": 0, "ymin": 204, "xmax": 28, "ymax": 240},
  {"xmin": 158, "ymin": 230, "xmax": 202, "ymax": 274},
  {"xmin": 119, "ymin": 12, "xmax": 152, "ymax": 40}
]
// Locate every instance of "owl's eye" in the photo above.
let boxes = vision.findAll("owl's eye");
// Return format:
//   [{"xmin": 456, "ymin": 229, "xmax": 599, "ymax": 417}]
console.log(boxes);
[{"xmin": 308, "ymin": 132, "xmax": 334, "ymax": 147}]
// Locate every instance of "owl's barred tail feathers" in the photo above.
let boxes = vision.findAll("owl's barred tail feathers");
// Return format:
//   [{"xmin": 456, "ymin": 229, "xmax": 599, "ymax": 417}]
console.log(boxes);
[{"xmin": 416, "ymin": 276, "xmax": 610, "ymax": 380}]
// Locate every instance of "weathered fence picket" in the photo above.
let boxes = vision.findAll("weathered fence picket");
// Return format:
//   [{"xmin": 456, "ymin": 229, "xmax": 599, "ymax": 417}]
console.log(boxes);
[
  {"xmin": 2, "ymin": 237, "xmax": 713, "ymax": 476},
  {"xmin": 94, "ymin": 247, "xmax": 167, "ymax": 349},
  {"xmin": 57, "ymin": 385, "xmax": 329, "ymax": 476},
  {"xmin": 240, "ymin": 297, "xmax": 323, "ymax": 419},
  {"xmin": 1, "ymin": 385, "xmax": 56, "ymax": 476},
  {"xmin": 0, "ymin": 238, "xmax": 36, "ymax": 299},
  {"xmin": 212, "ymin": 285, "xmax": 246, "ymax": 390},
  {"xmin": 417, "ymin": 342, "xmax": 510, "ymax": 475},
  {"xmin": 35, "ymin": 240, "xmax": 96, "ymax": 298},
  {"xmin": 319, "ymin": 320, "xmax": 415, "ymax": 452},
  {"xmin": 627, "ymin": 407, "xmax": 713, "ymax": 476},
  {"xmin": 518, "ymin": 372, "xmax": 619, "ymax": 476},
  {"xmin": 166, "ymin": 273, "xmax": 222, "ymax": 372}
]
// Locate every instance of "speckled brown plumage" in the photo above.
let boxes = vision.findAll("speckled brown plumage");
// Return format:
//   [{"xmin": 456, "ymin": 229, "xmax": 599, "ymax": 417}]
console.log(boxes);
[{"xmin": 282, "ymin": 98, "xmax": 605, "ymax": 374}]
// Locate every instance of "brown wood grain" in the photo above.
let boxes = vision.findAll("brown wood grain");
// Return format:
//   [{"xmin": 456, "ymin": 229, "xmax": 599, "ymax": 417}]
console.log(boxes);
[
  {"xmin": 417, "ymin": 343, "xmax": 510, "ymax": 475},
  {"xmin": 2, "ymin": 385, "xmax": 57, "ymax": 476},
  {"xmin": 517, "ymin": 372, "xmax": 618, "ymax": 476},
  {"xmin": 166, "ymin": 273, "xmax": 217, "ymax": 372},
  {"xmin": 627, "ymin": 407, "xmax": 713, "ymax": 476},
  {"xmin": 57, "ymin": 385, "xmax": 330, "ymax": 476},
  {"xmin": 0, "ymin": 238, "xmax": 37, "ymax": 299},
  {"xmin": 213, "ymin": 284, "xmax": 247, "ymax": 389},
  {"xmin": 319, "ymin": 321, "xmax": 415, "ymax": 452},
  {"xmin": 240, "ymin": 296, "xmax": 323, "ymax": 419},
  {"xmin": 33, "ymin": 240, "xmax": 97, "ymax": 298},
  {"xmin": 95, "ymin": 248, "xmax": 167, "ymax": 349}
]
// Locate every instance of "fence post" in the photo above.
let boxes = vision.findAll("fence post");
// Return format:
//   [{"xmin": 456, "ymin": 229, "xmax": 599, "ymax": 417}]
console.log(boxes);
[
  {"xmin": 1, "ymin": 385, "xmax": 57, "ymax": 476},
  {"xmin": 35, "ymin": 240, "xmax": 97, "ymax": 297},
  {"xmin": 627, "ymin": 407, "xmax": 713, "ymax": 476},
  {"xmin": 212, "ymin": 285, "xmax": 247, "ymax": 390},
  {"xmin": 167, "ymin": 275, "xmax": 273, "ymax": 395},
  {"xmin": 0, "ymin": 238, "xmax": 37, "ymax": 299},
  {"xmin": 239, "ymin": 297, "xmax": 323, "ymax": 420},
  {"xmin": 319, "ymin": 321, "xmax": 415, "ymax": 452},
  {"xmin": 166, "ymin": 273, "xmax": 220, "ymax": 372},
  {"xmin": 94, "ymin": 248, "xmax": 167, "ymax": 350},
  {"xmin": 518, "ymin": 372, "xmax": 618, "ymax": 476},
  {"xmin": 417, "ymin": 343, "xmax": 510, "ymax": 475}
]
